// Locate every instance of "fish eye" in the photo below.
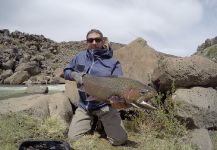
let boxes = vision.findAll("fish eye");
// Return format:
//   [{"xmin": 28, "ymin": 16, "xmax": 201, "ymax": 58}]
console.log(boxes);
[{"xmin": 139, "ymin": 89, "xmax": 148, "ymax": 94}]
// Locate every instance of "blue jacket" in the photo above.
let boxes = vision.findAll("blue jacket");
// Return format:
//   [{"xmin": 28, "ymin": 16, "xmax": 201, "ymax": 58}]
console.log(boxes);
[{"xmin": 64, "ymin": 48, "xmax": 123, "ymax": 112}]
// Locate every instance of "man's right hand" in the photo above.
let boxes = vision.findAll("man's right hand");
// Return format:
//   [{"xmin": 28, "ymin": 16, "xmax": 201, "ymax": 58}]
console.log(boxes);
[{"xmin": 71, "ymin": 72, "xmax": 85, "ymax": 86}]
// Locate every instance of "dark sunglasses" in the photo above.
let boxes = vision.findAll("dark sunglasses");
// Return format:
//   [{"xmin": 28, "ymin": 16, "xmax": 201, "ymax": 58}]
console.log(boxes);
[{"xmin": 87, "ymin": 38, "xmax": 102, "ymax": 43}]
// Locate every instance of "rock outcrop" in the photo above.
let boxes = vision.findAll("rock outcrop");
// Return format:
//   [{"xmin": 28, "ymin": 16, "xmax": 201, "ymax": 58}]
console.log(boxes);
[
  {"xmin": 114, "ymin": 37, "xmax": 175, "ymax": 85},
  {"xmin": 152, "ymin": 55, "xmax": 217, "ymax": 92},
  {"xmin": 194, "ymin": 36, "xmax": 217, "ymax": 63}
]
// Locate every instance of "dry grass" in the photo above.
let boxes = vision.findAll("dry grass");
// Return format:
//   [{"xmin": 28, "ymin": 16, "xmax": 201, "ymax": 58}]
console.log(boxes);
[{"xmin": 0, "ymin": 93, "xmax": 197, "ymax": 150}]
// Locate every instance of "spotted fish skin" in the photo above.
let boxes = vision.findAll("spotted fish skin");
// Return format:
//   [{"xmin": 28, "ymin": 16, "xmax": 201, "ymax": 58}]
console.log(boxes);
[{"xmin": 82, "ymin": 74, "xmax": 157, "ymax": 109}]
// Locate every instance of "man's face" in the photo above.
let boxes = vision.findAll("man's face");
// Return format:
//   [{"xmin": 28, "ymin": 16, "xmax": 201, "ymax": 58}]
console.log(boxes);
[{"xmin": 86, "ymin": 32, "xmax": 104, "ymax": 50}]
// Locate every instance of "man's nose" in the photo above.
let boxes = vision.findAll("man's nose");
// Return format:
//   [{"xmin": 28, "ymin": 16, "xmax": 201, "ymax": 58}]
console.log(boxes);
[{"xmin": 92, "ymin": 40, "xmax": 96, "ymax": 44}]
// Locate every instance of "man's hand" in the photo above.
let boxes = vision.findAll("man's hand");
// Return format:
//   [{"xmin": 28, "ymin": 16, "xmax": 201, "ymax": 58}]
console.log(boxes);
[
  {"xmin": 71, "ymin": 72, "xmax": 85, "ymax": 86},
  {"xmin": 108, "ymin": 96, "xmax": 129, "ymax": 109}
]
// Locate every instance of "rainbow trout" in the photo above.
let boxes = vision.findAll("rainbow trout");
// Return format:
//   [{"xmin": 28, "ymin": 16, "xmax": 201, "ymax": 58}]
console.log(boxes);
[{"xmin": 82, "ymin": 74, "xmax": 157, "ymax": 110}]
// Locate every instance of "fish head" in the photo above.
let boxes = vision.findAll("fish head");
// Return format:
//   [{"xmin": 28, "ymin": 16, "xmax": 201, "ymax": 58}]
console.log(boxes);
[{"xmin": 123, "ymin": 87, "xmax": 157, "ymax": 103}]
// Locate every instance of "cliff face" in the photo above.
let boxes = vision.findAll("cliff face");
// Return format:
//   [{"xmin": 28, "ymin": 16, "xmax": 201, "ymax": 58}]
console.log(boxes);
[{"xmin": 0, "ymin": 29, "xmax": 124, "ymax": 84}]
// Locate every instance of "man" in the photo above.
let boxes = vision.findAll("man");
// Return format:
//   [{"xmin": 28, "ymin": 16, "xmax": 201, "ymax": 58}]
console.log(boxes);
[{"xmin": 64, "ymin": 29, "xmax": 128, "ymax": 145}]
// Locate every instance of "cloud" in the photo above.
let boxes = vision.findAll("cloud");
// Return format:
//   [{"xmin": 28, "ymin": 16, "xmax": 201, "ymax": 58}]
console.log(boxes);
[{"xmin": 0, "ymin": 0, "xmax": 216, "ymax": 56}]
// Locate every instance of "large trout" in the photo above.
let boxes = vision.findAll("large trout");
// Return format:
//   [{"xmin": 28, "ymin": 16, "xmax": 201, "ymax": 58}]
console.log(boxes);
[{"xmin": 82, "ymin": 74, "xmax": 157, "ymax": 110}]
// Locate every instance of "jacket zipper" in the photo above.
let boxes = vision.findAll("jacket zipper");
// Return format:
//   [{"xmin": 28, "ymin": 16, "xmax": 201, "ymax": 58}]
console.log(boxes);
[{"xmin": 86, "ymin": 50, "xmax": 96, "ymax": 110}]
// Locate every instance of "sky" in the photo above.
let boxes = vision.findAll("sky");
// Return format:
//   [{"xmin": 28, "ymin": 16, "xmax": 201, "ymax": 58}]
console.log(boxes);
[{"xmin": 0, "ymin": 0, "xmax": 217, "ymax": 56}]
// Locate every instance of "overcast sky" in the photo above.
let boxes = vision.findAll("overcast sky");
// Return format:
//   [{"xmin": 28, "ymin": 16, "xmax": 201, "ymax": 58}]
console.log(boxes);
[{"xmin": 0, "ymin": 0, "xmax": 217, "ymax": 56}]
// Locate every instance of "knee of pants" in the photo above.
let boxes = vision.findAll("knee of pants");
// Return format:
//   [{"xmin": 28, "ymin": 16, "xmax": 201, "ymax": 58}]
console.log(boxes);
[{"xmin": 107, "ymin": 134, "xmax": 128, "ymax": 146}]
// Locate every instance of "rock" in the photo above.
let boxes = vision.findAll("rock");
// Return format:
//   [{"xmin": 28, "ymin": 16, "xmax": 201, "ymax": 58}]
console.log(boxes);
[
  {"xmin": 194, "ymin": 36, "xmax": 217, "ymax": 63},
  {"xmin": 0, "ymin": 29, "xmax": 10, "ymax": 36},
  {"xmin": 197, "ymin": 36, "xmax": 217, "ymax": 52},
  {"xmin": 26, "ymin": 85, "xmax": 48, "ymax": 94},
  {"xmin": 30, "ymin": 55, "xmax": 45, "ymax": 62},
  {"xmin": 114, "ymin": 38, "xmax": 160, "ymax": 85},
  {"xmin": 4, "ymin": 71, "xmax": 30, "ymax": 84},
  {"xmin": 28, "ymin": 74, "xmax": 51, "ymax": 84},
  {"xmin": 0, "ymin": 93, "xmax": 73, "ymax": 124},
  {"xmin": 15, "ymin": 61, "xmax": 41, "ymax": 75},
  {"xmin": 48, "ymin": 76, "xmax": 65, "ymax": 84},
  {"xmin": 189, "ymin": 129, "xmax": 213, "ymax": 150},
  {"xmin": 173, "ymin": 87, "xmax": 217, "ymax": 129},
  {"xmin": 64, "ymin": 80, "xmax": 79, "ymax": 107},
  {"xmin": 0, "ymin": 69, "xmax": 13, "ymax": 80},
  {"xmin": 152, "ymin": 55, "xmax": 217, "ymax": 92},
  {"xmin": 48, "ymin": 93, "xmax": 73, "ymax": 124},
  {"xmin": 53, "ymin": 67, "xmax": 64, "ymax": 78},
  {"xmin": 209, "ymin": 130, "xmax": 217, "ymax": 149},
  {"xmin": 29, "ymin": 45, "xmax": 38, "ymax": 51},
  {"xmin": 194, "ymin": 44, "xmax": 217, "ymax": 63},
  {"xmin": 2, "ymin": 59, "xmax": 15, "ymax": 70}
]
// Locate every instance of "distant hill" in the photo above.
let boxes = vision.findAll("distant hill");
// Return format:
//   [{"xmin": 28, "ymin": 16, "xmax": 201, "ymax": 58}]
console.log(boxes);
[{"xmin": 193, "ymin": 36, "xmax": 217, "ymax": 63}]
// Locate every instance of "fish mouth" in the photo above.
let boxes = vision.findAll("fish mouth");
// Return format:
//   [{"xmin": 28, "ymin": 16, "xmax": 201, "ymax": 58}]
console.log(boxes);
[
  {"xmin": 136, "ymin": 93, "xmax": 156, "ymax": 103},
  {"xmin": 131, "ymin": 101, "xmax": 156, "ymax": 110},
  {"xmin": 133, "ymin": 94, "xmax": 157, "ymax": 110},
  {"xmin": 138, "ymin": 101, "xmax": 156, "ymax": 110}
]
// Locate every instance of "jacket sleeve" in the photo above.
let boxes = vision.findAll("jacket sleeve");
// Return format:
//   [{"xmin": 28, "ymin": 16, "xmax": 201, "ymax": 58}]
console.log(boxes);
[
  {"xmin": 111, "ymin": 61, "xmax": 123, "ymax": 77},
  {"xmin": 63, "ymin": 57, "xmax": 77, "ymax": 80}
]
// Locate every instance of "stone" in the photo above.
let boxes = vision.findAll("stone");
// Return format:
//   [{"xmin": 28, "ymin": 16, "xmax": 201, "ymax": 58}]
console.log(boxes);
[
  {"xmin": 26, "ymin": 85, "xmax": 48, "ymax": 94},
  {"xmin": 173, "ymin": 87, "xmax": 217, "ymax": 129},
  {"xmin": 4, "ymin": 71, "xmax": 30, "ymax": 84},
  {"xmin": 15, "ymin": 61, "xmax": 41, "ymax": 75},
  {"xmin": 0, "ymin": 69, "xmax": 13, "ymax": 80}
]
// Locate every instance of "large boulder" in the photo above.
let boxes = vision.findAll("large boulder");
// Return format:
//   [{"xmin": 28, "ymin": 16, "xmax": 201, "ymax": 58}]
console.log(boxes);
[
  {"xmin": 0, "ymin": 93, "xmax": 73, "ymax": 124},
  {"xmin": 113, "ymin": 38, "xmax": 160, "ymax": 85},
  {"xmin": 172, "ymin": 87, "xmax": 217, "ymax": 129},
  {"xmin": 64, "ymin": 80, "xmax": 80, "ymax": 107},
  {"xmin": 189, "ymin": 129, "xmax": 213, "ymax": 150},
  {"xmin": 152, "ymin": 55, "xmax": 217, "ymax": 92}
]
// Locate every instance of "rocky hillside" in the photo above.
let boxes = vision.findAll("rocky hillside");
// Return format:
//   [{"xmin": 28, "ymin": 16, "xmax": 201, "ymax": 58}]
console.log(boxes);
[
  {"xmin": 0, "ymin": 29, "xmax": 124, "ymax": 84},
  {"xmin": 193, "ymin": 36, "xmax": 217, "ymax": 63}
]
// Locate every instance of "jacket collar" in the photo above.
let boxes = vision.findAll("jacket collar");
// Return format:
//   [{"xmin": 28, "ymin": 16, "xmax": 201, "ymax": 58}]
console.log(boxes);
[{"xmin": 87, "ymin": 48, "xmax": 113, "ymax": 60}]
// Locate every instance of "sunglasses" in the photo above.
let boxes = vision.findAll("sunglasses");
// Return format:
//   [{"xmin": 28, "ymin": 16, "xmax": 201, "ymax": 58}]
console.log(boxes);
[{"xmin": 87, "ymin": 38, "xmax": 102, "ymax": 43}]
